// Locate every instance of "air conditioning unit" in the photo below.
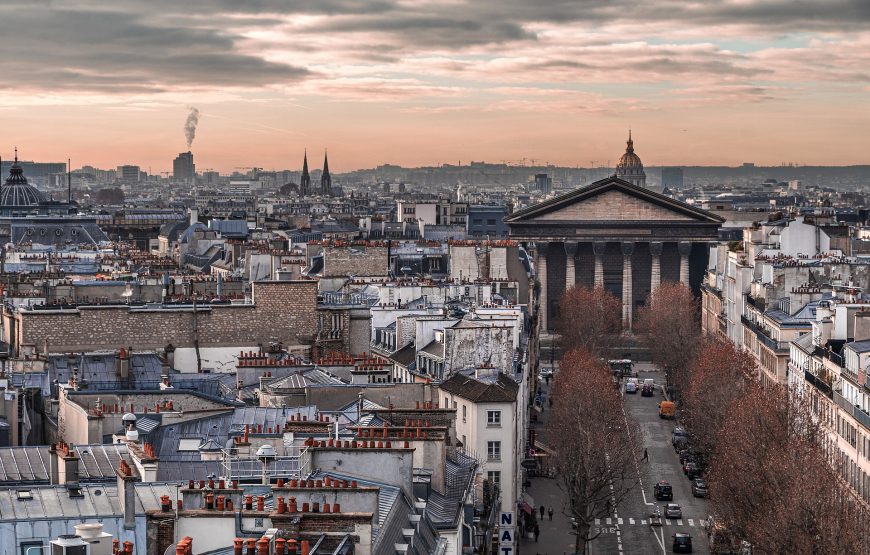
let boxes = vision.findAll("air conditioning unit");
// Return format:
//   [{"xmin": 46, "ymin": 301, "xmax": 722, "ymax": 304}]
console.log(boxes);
[{"xmin": 50, "ymin": 535, "xmax": 88, "ymax": 555}]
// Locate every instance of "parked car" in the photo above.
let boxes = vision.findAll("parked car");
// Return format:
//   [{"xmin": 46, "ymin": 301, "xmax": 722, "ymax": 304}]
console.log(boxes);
[
  {"xmin": 692, "ymin": 478, "xmax": 708, "ymax": 498},
  {"xmin": 641, "ymin": 383, "xmax": 654, "ymax": 396},
  {"xmin": 654, "ymin": 481, "xmax": 673, "ymax": 501},
  {"xmin": 678, "ymin": 449, "xmax": 697, "ymax": 465},
  {"xmin": 540, "ymin": 367, "xmax": 553, "ymax": 378},
  {"xmin": 684, "ymin": 462, "xmax": 701, "ymax": 479},
  {"xmin": 664, "ymin": 503, "xmax": 683, "ymax": 519},
  {"xmin": 672, "ymin": 533, "xmax": 693, "ymax": 553},
  {"xmin": 625, "ymin": 381, "xmax": 638, "ymax": 394}
]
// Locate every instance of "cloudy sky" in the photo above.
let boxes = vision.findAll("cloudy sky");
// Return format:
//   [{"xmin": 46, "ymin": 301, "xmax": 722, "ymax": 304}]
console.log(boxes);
[{"xmin": 1, "ymin": 0, "xmax": 868, "ymax": 172}]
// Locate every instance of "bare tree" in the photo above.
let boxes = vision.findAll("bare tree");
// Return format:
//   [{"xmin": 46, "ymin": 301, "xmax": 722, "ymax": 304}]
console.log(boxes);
[
  {"xmin": 635, "ymin": 282, "xmax": 700, "ymax": 398},
  {"xmin": 557, "ymin": 286, "xmax": 623, "ymax": 358},
  {"xmin": 681, "ymin": 337, "xmax": 758, "ymax": 467},
  {"xmin": 707, "ymin": 385, "xmax": 870, "ymax": 554},
  {"xmin": 549, "ymin": 349, "xmax": 642, "ymax": 553}
]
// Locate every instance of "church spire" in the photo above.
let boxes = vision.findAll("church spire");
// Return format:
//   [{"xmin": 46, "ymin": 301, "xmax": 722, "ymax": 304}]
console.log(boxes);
[
  {"xmin": 320, "ymin": 150, "xmax": 332, "ymax": 196},
  {"xmin": 299, "ymin": 149, "xmax": 311, "ymax": 196},
  {"xmin": 626, "ymin": 129, "xmax": 634, "ymax": 153}
]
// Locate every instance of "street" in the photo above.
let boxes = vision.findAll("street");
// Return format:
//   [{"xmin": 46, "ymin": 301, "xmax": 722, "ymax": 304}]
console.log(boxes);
[{"xmin": 525, "ymin": 361, "xmax": 712, "ymax": 555}]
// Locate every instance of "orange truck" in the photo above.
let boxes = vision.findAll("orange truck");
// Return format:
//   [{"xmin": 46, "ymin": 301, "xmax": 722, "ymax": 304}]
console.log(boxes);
[{"xmin": 658, "ymin": 401, "xmax": 676, "ymax": 419}]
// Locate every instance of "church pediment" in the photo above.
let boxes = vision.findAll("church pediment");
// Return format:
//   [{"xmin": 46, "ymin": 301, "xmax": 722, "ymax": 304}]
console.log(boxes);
[{"xmin": 505, "ymin": 177, "xmax": 724, "ymax": 224}]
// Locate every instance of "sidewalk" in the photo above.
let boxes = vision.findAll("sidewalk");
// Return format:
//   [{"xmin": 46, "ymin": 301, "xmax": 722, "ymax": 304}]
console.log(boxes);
[{"xmin": 519, "ymin": 378, "xmax": 578, "ymax": 555}]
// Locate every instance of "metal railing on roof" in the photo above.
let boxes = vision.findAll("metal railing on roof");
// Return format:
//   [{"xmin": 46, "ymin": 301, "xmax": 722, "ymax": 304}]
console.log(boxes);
[{"xmin": 220, "ymin": 445, "xmax": 309, "ymax": 481}]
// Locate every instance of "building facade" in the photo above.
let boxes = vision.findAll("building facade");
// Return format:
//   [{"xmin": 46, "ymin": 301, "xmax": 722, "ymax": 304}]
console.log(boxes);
[{"xmin": 506, "ymin": 176, "xmax": 722, "ymax": 330}]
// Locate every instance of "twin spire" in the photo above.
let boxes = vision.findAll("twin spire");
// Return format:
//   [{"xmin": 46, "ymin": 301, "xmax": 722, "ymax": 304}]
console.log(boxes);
[{"xmin": 299, "ymin": 149, "xmax": 331, "ymax": 196}]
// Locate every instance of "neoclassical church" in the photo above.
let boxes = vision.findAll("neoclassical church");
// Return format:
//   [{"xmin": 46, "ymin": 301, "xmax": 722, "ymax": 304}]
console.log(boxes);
[{"xmin": 506, "ymin": 135, "xmax": 723, "ymax": 330}]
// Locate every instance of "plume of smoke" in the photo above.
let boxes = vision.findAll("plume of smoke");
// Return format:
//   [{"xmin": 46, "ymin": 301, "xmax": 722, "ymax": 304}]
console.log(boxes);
[{"xmin": 184, "ymin": 107, "xmax": 200, "ymax": 149}]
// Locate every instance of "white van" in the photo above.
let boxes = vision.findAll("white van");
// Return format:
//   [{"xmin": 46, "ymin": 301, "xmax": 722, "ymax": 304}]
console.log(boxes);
[{"xmin": 625, "ymin": 381, "xmax": 638, "ymax": 394}]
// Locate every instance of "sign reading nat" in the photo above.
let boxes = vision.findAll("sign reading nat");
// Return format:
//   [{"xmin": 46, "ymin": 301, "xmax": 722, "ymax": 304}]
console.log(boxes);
[{"xmin": 500, "ymin": 512, "xmax": 514, "ymax": 526}]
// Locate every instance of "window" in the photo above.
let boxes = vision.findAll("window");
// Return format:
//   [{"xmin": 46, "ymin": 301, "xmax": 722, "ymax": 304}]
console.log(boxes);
[
  {"xmin": 178, "ymin": 438, "xmax": 202, "ymax": 451},
  {"xmin": 462, "ymin": 404, "xmax": 467, "ymax": 422},
  {"xmin": 487, "ymin": 410, "xmax": 502, "ymax": 426},
  {"xmin": 487, "ymin": 219, "xmax": 496, "ymax": 225},
  {"xmin": 20, "ymin": 542, "xmax": 43, "ymax": 555},
  {"xmin": 487, "ymin": 441, "xmax": 501, "ymax": 461},
  {"xmin": 487, "ymin": 471, "xmax": 501, "ymax": 487}
]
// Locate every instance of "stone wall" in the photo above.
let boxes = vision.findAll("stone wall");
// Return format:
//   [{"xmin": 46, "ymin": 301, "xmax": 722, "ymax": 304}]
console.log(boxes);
[
  {"xmin": 10, "ymin": 280, "xmax": 318, "ymax": 354},
  {"xmin": 322, "ymin": 245, "xmax": 389, "ymax": 277}
]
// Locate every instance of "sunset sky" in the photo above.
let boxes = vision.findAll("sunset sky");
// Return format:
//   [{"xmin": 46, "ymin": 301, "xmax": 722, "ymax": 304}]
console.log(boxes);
[{"xmin": 1, "ymin": 0, "xmax": 868, "ymax": 173}]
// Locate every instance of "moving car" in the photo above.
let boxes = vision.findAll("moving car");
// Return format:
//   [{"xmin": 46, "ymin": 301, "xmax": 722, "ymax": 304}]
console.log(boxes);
[
  {"xmin": 641, "ymin": 383, "xmax": 654, "ymax": 396},
  {"xmin": 644, "ymin": 378, "xmax": 655, "ymax": 388},
  {"xmin": 672, "ymin": 533, "xmax": 693, "ymax": 553},
  {"xmin": 625, "ymin": 381, "xmax": 638, "ymax": 394},
  {"xmin": 692, "ymin": 478, "xmax": 708, "ymax": 498},
  {"xmin": 659, "ymin": 400, "xmax": 676, "ymax": 419},
  {"xmin": 664, "ymin": 503, "xmax": 683, "ymax": 519},
  {"xmin": 654, "ymin": 481, "xmax": 673, "ymax": 501}
]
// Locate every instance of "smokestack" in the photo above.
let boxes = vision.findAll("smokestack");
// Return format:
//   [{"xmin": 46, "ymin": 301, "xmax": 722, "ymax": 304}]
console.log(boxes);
[
  {"xmin": 67, "ymin": 158, "xmax": 71, "ymax": 204},
  {"xmin": 184, "ymin": 107, "xmax": 200, "ymax": 149}
]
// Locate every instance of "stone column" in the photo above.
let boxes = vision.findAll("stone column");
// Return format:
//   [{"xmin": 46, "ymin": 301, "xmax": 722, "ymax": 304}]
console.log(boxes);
[
  {"xmin": 622, "ymin": 242, "xmax": 634, "ymax": 329},
  {"xmin": 565, "ymin": 242, "xmax": 577, "ymax": 291},
  {"xmin": 678, "ymin": 241, "xmax": 691, "ymax": 286},
  {"xmin": 536, "ymin": 242, "xmax": 549, "ymax": 332},
  {"xmin": 593, "ymin": 242, "xmax": 606, "ymax": 288},
  {"xmin": 650, "ymin": 241, "xmax": 663, "ymax": 293}
]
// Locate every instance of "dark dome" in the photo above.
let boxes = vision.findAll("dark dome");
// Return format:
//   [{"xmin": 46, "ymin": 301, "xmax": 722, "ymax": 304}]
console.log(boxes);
[{"xmin": 1, "ymin": 157, "xmax": 46, "ymax": 207}]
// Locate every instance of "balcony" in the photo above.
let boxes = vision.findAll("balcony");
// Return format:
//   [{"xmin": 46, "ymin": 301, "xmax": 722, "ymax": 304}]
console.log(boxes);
[
  {"xmin": 833, "ymin": 391, "xmax": 870, "ymax": 430},
  {"xmin": 741, "ymin": 315, "xmax": 790, "ymax": 352},
  {"xmin": 805, "ymin": 369, "xmax": 833, "ymax": 398}
]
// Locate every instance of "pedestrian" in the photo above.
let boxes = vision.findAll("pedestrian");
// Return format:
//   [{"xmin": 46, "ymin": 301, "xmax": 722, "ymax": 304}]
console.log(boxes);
[
  {"xmin": 534, "ymin": 524, "xmax": 540, "ymax": 542},
  {"xmin": 540, "ymin": 505, "xmax": 545, "ymax": 519},
  {"xmin": 548, "ymin": 507, "xmax": 553, "ymax": 521},
  {"xmin": 548, "ymin": 397, "xmax": 553, "ymax": 408},
  {"xmin": 641, "ymin": 448, "xmax": 649, "ymax": 462}
]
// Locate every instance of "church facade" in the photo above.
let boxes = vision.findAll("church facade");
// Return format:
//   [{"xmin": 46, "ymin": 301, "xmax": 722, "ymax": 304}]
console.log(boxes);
[{"xmin": 505, "ymin": 176, "xmax": 723, "ymax": 330}]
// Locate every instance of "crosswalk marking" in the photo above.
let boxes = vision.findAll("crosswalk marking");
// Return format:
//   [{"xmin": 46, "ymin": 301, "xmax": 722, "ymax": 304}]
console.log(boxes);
[
  {"xmin": 641, "ymin": 520, "xmax": 646, "ymax": 525},
  {"xmin": 629, "ymin": 518, "xmax": 635, "ymax": 525},
  {"xmin": 606, "ymin": 518, "xmax": 612, "ymax": 525},
  {"xmin": 688, "ymin": 519, "xmax": 694, "ymax": 527},
  {"xmin": 595, "ymin": 518, "xmax": 600, "ymax": 525},
  {"xmin": 617, "ymin": 518, "xmax": 623, "ymax": 525},
  {"xmin": 677, "ymin": 519, "xmax": 683, "ymax": 526}
]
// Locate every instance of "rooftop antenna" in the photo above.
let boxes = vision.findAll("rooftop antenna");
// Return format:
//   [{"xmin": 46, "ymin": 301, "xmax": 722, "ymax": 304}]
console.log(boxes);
[{"xmin": 67, "ymin": 158, "xmax": 72, "ymax": 204}]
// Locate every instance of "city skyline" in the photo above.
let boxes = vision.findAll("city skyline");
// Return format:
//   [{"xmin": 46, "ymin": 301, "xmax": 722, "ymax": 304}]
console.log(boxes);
[{"xmin": 1, "ymin": 1, "xmax": 868, "ymax": 172}]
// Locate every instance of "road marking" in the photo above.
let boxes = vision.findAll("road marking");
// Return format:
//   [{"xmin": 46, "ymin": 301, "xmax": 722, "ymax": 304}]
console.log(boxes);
[
  {"xmin": 606, "ymin": 518, "xmax": 612, "ymax": 525},
  {"xmin": 616, "ymin": 531, "xmax": 621, "ymax": 537},
  {"xmin": 618, "ymin": 518, "xmax": 623, "ymax": 525},
  {"xmin": 595, "ymin": 518, "xmax": 601, "ymax": 525},
  {"xmin": 641, "ymin": 520, "xmax": 646, "ymax": 525},
  {"xmin": 629, "ymin": 518, "xmax": 635, "ymax": 525},
  {"xmin": 677, "ymin": 519, "xmax": 683, "ymax": 526},
  {"xmin": 688, "ymin": 519, "xmax": 694, "ymax": 527}
]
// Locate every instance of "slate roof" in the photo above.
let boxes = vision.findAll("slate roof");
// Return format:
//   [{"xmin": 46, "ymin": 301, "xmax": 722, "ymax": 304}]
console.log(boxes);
[
  {"xmin": 0, "ymin": 444, "xmax": 128, "ymax": 485},
  {"xmin": 389, "ymin": 343, "xmax": 417, "ymax": 367},
  {"xmin": 439, "ymin": 372, "xmax": 519, "ymax": 403}
]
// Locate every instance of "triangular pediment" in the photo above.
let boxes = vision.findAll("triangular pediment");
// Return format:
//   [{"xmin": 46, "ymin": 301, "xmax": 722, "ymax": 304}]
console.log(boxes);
[{"xmin": 505, "ymin": 177, "xmax": 724, "ymax": 224}]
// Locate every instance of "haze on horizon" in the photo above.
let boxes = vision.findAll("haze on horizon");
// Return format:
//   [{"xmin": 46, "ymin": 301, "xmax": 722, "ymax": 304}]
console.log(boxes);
[{"xmin": 1, "ymin": 0, "xmax": 868, "ymax": 173}]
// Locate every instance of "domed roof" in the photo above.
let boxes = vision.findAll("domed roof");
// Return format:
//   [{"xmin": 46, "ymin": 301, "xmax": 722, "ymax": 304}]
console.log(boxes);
[
  {"xmin": 1, "ymin": 151, "xmax": 46, "ymax": 207},
  {"xmin": 616, "ymin": 131, "xmax": 644, "ymax": 174}
]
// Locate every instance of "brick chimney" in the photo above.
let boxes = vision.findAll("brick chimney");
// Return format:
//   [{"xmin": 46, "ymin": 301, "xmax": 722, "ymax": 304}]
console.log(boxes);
[
  {"xmin": 116, "ymin": 458, "xmax": 139, "ymax": 530},
  {"xmin": 51, "ymin": 442, "xmax": 80, "ymax": 486}
]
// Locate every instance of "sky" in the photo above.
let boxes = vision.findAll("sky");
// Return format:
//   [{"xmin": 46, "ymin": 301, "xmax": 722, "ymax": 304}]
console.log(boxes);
[{"xmin": 0, "ymin": 0, "xmax": 868, "ymax": 173}]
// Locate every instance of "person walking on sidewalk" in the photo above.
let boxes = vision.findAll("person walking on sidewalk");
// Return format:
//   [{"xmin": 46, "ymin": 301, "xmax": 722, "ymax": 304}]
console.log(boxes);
[
  {"xmin": 548, "ymin": 507, "xmax": 553, "ymax": 521},
  {"xmin": 641, "ymin": 448, "xmax": 649, "ymax": 462},
  {"xmin": 539, "ymin": 505, "xmax": 545, "ymax": 519},
  {"xmin": 533, "ymin": 524, "xmax": 540, "ymax": 542}
]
